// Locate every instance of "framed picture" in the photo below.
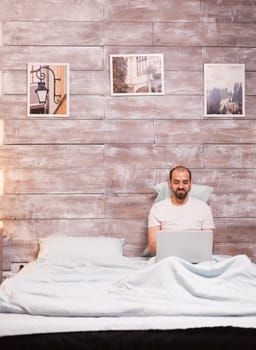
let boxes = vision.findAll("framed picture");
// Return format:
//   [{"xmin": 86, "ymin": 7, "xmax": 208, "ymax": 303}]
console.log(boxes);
[
  {"xmin": 27, "ymin": 63, "xmax": 70, "ymax": 117},
  {"xmin": 204, "ymin": 64, "xmax": 245, "ymax": 117},
  {"xmin": 110, "ymin": 54, "xmax": 164, "ymax": 96}
]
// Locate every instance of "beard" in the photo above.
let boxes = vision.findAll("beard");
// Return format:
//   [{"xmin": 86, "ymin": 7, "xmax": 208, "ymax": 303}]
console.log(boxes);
[{"xmin": 173, "ymin": 188, "xmax": 189, "ymax": 200}]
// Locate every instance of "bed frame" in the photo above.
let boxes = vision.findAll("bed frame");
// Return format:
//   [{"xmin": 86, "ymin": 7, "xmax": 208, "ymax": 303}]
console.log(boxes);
[{"xmin": 1, "ymin": 327, "xmax": 256, "ymax": 349}]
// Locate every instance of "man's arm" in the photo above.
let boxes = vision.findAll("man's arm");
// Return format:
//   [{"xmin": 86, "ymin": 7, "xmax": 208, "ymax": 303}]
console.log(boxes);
[{"xmin": 147, "ymin": 225, "xmax": 160, "ymax": 255}]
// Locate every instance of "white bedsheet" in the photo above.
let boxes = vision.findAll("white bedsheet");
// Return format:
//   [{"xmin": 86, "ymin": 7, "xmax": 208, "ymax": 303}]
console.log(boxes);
[
  {"xmin": 0, "ymin": 255, "xmax": 256, "ymax": 319},
  {"xmin": 1, "ymin": 313, "xmax": 256, "ymax": 337}
]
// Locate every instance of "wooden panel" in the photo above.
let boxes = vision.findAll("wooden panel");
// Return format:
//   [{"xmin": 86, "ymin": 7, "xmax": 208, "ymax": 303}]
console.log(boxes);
[
  {"xmin": 0, "ymin": 145, "xmax": 104, "ymax": 168},
  {"xmin": 124, "ymin": 243, "xmax": 148, "ymax": 257},
  {"xmin": 2, "ymin": 218, "xmax": 147, "ymax": 244},
  {"xmin": 4, "ymin": 120, "xmax": 154, "ymax": 144},
  {"xmin": 155, "ymin": 120, "xmax": 256, "ymax": 144},
  {"xmin": 3, "ymin": 22, "xmax": 153, "ymax": 46},
  {"xmin": 214, "ymin": 243, "xmax": 256, "ymax": 263},
  {"xmin": 164, "ymin": 71, "xmax": 202, "ymax": 94},
  {"xmin": 210, "ymin": 193, "xmax": 256, "ymax": 218},
  {"xmin": 106, "ymin": 194, "xmax": 154, "ymax": 219},
  {"xmin": 244, "ymin": 96, "xmax": 256, "ymax": 119},
  {"xmin": 204, "ymin": 145, "xmax": 256, "ymax": 168},
  {"xmin": 105, "ymin": 0, "xmax": 200, "ymax": 22},
  {"xmin": 71, "ymin": 71, "xmax": 108, "ymax": 95},
  {"xmin": 104, "ymin": 168, "xmax": 154, "ymax": 193},
  {"xmin": 4, "ymin": 168, "xmax": 106, "ymax": 194},
  {"xmin": 0, "ymin": 46, "xmax": 104, "ymax": 70},
  {"xmin": 0, "ymin": 0, "xmax": 104, "ymax": 21},
  {"xmin": 209, "ymin": 220, "xmax": 256, "ymax": 261},
  {"xmin": 155, "ymin": 120, "xmax": 204, "ymax": 144},
  {"xmin": 193, "ymin": 169, "xmax": 256, "ymax": 194},
  {"xmin": 103, "ymin": 218, "xmax": 148, "ymax": 244},
  {"xmin": 105, "ymin": 144, "xmax": 204, "ymax": 168},
  {"xmin": 201, "ymin": 0, "xmax": 256, "ymax": 23},
  {"xmin": 70, "ymin": 96, "xmax": 105, "ymax": 119},
  {"xmin": 203, "ymin": 47, "xmax": 256, "ymax": 71},
  {"xmin": 246, "ymin": 71, "xmax": 256, "ymax": 95},
  {"xmin": 214, "ymin": 218, "xmax": 256, "ymax": 243},
  {"xmin": 0, "ymin": 195, "xmax": 105, "ymax": 219},
  {"xmin": 0, "ymin": 96, "xmax": 26, "ymax": 119},
  {"xmin": 154, "ymin": 23, "xmax": 256, "ymax": 47},
  {"xmin": 106, "ymin": 96, "xmax": 203, "ymax": 119},
  {"xmin": 4, "ymin": 168, "xmax": 154, "ymax": 194},
  {"xmin": 2, "ymin": 71, "xmax": 25, "ymax": 95},
  {"xmin": 2, "ymin": 219, "xmax": 106, "ymax": 242}
]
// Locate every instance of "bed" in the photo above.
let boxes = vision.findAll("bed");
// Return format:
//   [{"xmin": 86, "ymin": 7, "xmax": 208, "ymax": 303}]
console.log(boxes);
[{"xmin": 1, "ymin": 234, "xmax": 256, "ymax": 349}]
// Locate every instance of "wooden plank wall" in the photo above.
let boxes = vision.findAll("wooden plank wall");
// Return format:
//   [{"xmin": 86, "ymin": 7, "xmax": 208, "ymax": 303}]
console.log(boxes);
[{"xmin": 0, "ymin": 0, "xmax": 256, "ymax": 276}]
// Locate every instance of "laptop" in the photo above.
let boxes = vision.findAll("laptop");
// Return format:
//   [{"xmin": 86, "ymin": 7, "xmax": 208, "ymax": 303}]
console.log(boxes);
[{"xmin": 156, "ymin": 230, "xmax": 213, "ymax": 263}]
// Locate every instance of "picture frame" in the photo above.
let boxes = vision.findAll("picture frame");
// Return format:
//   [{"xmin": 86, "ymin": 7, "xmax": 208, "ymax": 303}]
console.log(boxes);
[
  {"xmin": 110, "ymin": 54, "xmax": 164, "ymax": 96},
  {"xmin": 204, "ymin": 63, "xmax": 245, "ymax": 117},
  {"xmin": 27, "ymin": 63, "xmax": 70, "ymax": 117}
]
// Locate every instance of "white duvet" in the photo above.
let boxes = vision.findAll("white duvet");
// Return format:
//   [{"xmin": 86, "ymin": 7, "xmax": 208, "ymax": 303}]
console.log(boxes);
[{"xmin": 0, "ymin": 254, "xmax": 256, "ymax": 317}]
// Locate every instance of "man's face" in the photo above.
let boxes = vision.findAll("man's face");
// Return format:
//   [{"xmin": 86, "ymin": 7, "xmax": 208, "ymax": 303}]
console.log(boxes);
[{"xmin": 169, "ymin": 169, "xmax": 191, "ymax": 201}]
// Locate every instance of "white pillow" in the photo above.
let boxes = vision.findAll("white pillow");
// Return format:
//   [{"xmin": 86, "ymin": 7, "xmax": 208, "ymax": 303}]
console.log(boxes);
[
  {"xmin": 37, "ymin": 235, "xmax": 124, "ymax": 263},
  {"xmin": 153, "ymin": 181, "xmax": 213, "ymax": 203}
]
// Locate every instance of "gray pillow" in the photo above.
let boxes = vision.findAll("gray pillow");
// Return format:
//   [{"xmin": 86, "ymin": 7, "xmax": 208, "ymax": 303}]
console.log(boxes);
[{"xmin": 153, "ymin": 181, "xmax": 213, "ymax": 203}]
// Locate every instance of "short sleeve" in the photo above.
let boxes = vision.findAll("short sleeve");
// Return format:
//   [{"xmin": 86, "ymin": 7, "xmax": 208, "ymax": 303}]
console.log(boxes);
[
  {"xmin": 148, "ymin": 205, "xmax": 161, "ymax": 227},
  {"xmin": 202, "ymin": 204, "xmax": 215, "ymax": 229}
]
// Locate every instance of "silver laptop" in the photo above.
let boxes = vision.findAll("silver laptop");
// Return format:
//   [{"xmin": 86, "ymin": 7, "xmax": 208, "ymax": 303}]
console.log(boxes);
[{"xmin": 156, "ymin": 230, "xmax": 213, "ymax": 263}]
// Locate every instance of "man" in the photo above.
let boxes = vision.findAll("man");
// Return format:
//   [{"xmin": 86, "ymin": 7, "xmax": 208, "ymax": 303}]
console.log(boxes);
[{"xmin": 147, "ymin": 166, "xmax": 215, "ymax": 254}]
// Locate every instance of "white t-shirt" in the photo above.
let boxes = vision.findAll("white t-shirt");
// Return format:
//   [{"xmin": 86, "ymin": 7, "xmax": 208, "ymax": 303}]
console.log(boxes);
[{"xmin": 148, "ymin": 196, "xmax": 215, "ymax": 231}]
